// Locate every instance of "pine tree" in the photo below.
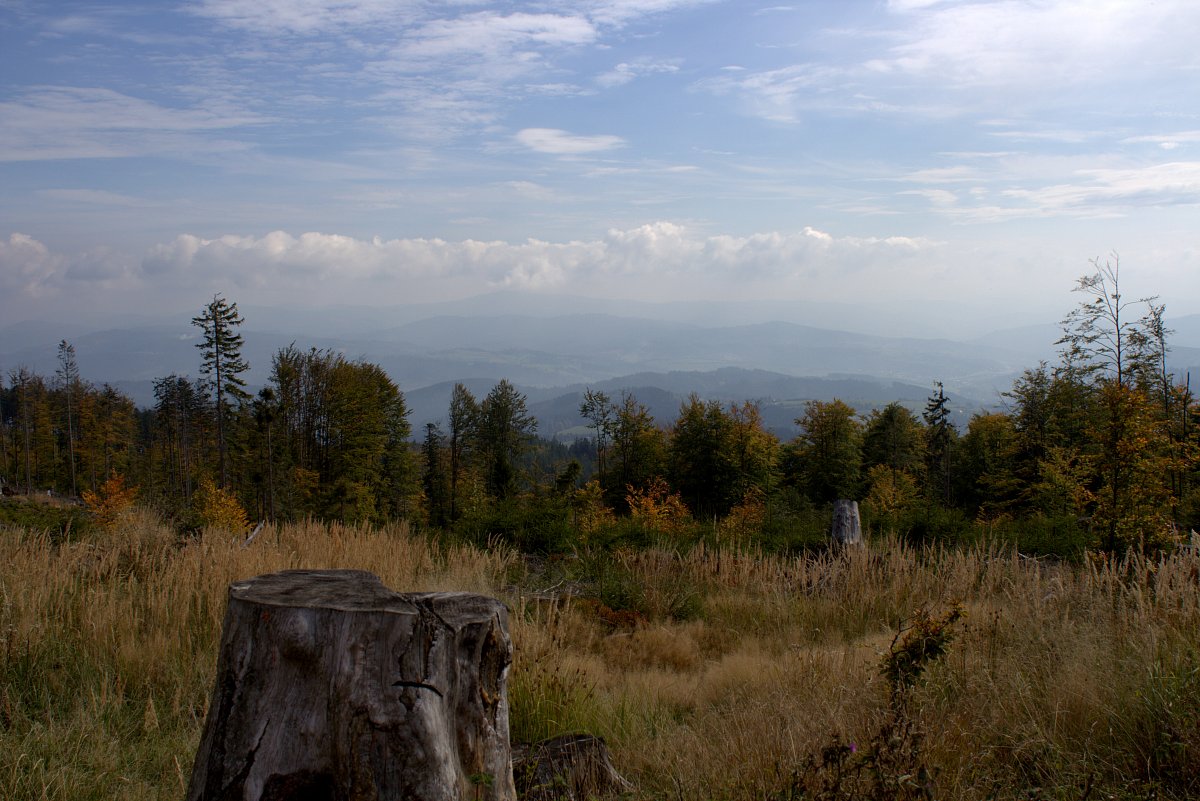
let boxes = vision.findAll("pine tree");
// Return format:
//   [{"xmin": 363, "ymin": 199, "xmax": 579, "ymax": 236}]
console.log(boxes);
[
  {"xmin": 422, "ymin": 422, "xmax": 451, "ymax": 527},
  {"xmin": 923, "ymin": 382, "xmax": 953, "ymax": 506},
  {"xmin": 192, "ymin": 294, "xmax": 249, "ymax": 487},
  {"xmin": 447, "ymin": 383, "xmax": 478, "ymax": 521},
  {"xmin": 56, "ymin": 340, "xmax": 81, "ymax": 497},
  {"xmin": 477, "ymin": 380, "xmax": 536, "ymax": 501}
]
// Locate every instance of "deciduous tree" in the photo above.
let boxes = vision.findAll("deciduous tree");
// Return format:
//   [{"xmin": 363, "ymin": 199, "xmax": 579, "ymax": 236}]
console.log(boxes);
[{"xmin": 789, "ymin": 399, "xmax": 862, "ymax": 503}]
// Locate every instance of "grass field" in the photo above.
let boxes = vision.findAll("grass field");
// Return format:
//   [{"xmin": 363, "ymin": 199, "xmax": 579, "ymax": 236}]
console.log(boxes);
[{"xmin": 2, "ymin": 508, "xmax": 1199, "ymax": 799}]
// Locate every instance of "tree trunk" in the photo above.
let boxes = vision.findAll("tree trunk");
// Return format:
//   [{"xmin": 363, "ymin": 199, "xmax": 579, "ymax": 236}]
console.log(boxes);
[
  {"xmin": 187, "ymin": 569, "xmax": 516, "ymax": 801},
  {"xmin": 831, "ymin": 499, "xmax": 862, "ymax": 545}
]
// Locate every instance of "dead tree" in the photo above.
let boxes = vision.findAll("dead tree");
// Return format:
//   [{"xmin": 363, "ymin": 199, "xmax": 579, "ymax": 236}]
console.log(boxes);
[
  {"xmin": 187, "ymin": 569, "xmax": 515, "ymax": 801},
  {"xmin": 832, "ymin": 499, "xmax": 862, "ymax": 546}
]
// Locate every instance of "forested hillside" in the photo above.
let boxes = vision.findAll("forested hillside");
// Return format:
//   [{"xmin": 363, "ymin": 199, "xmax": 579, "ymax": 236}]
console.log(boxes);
[{"xmin": 3, "ymin": 262, "xmax": 1197, "ymax": 554}]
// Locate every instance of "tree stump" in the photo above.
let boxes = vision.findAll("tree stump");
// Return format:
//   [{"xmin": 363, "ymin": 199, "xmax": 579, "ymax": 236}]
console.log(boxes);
[
  {"xmin": 187, "ymin": 569, "xmax": 515, "ymax": 801},
  {"xmin": 831, "ymin": 499, "xmax": 862, "ymax": 546}
]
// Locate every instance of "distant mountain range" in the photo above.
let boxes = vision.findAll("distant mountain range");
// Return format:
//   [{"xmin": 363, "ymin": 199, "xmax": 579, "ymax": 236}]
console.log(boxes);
[{"xmin": 3, "ymin": 292, "xmax": 1198, "ymax": 440}]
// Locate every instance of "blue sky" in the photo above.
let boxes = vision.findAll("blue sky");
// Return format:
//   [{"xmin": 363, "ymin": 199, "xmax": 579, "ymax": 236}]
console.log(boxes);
[{"xmin": 2, "ymin": 0, "xmax": 1199, "ymax": 334}]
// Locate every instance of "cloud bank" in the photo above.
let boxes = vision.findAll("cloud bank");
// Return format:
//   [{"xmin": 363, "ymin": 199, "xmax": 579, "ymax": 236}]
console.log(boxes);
[{"xmin": 2, "ymin": 223, "xmax": 944, "ymax": 312}]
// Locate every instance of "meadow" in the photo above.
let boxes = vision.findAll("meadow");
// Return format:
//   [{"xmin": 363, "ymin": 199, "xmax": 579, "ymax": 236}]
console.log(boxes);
[{"xmin": 2, "ymin": 506, "xmax": 1199, "ymax": 800}]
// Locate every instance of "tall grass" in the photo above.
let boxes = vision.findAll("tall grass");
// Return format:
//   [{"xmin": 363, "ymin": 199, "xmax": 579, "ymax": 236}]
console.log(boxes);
[{"xmin": 2, "ymin": 512, "xmax": 1198, "ymax": 799}]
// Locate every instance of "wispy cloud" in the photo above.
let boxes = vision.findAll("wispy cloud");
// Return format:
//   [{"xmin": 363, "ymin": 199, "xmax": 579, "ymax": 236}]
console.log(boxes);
[
  {"xmin": 596, "ymin": 57, "xmax": 681, "ymax": 88},
  {"xmin": 0, "ymin": 87, "xmax": 264, "ymax": 161},
  {"xmin": 516, "ymin": 128, "xmax": 626, "ymax": 154},
  {"xmin": 1123, "ymin": 131, "xmax": 1200, "ymax": 150},
  {"xmin": 190, "ymin": 0, "xmax": 424, "ymax": 35},
  {"xmin": 699, "ymin": 1, "xmax": 1200, "ymax": 124},
  {"xmin": 36, "ymin": 189, "xmax": 150, "ymax": 207},
  {"xmin": 583, "ymin": 0, "xmax": 717, "ymax": 28},
  {"xmin": 1001, "ymin": 162, "xmax": 1200, "ymax": 213}
]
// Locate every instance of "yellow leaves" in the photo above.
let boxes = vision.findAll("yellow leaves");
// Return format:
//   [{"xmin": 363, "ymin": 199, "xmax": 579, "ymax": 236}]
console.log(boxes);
[
  {"xmin": 193, "ymin": 477, "xmax": 250, "ymax": 533},
  {"xmin": 626, "ymin": 477, "xmax": 691, "ymax": 536},
  {"xmin": 572, "ymin": 480, "xmax": 615, "ymax": 538},
  {"xmin": 717, "ymin": 487, "xmax": 766, "ymax": 546},
  {"xmin": 863, "ymin": 465, "xmax": 917, "ymax": 520},
  {"xmin": 82, "ymin": 472, "xmax": 138, "ymax": 532}
]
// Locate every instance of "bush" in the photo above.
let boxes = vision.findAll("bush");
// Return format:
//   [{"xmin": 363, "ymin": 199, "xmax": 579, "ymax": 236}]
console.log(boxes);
[
  {"xmin": 459, "ymin": 496, "xmax": 576, "ymax": 555},
  {"xmin": 897, "ymin": 504, "xmax": 976, "ymax": 547},
  {"xmin": 984, "ymin": 513, "xmax": 1091, "ymax": 560},
  {"xmin": 0, "ymin": 497, "xmax": 92, "ymax": 542}
]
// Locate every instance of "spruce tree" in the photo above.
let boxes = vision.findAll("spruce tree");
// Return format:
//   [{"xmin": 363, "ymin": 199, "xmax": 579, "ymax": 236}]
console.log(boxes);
[
  {"xmin": 56, "ymin": 340, "xmax": 80, "ymax": 497},
  {"xmin": 192, "ymin": 294, "xmax": 249, "ymax": 487},
  {"xmin": 477, "ymin": 380, "xmax": 535, "ymax": 500},
  {"xmin": 923, "ymin": 382, "xmax": 952, "ymax": 506}
]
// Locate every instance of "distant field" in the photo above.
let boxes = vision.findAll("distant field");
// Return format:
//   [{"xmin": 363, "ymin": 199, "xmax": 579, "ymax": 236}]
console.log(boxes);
[{"xmin": 2, "ymin": 513, "xmax": 1198, "ymax": 800}]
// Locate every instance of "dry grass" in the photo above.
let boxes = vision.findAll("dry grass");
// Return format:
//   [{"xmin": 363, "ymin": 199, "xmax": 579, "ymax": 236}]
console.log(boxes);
[{"xmin": 2, "ymin": 514, "xmax": 1199, "ymax": 800}]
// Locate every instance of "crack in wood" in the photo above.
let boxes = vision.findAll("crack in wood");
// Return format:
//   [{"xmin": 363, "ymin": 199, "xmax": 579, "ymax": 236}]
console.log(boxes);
[{"xmin": 392, "ymin": 680, "xmax": 445, "ymax": 698}]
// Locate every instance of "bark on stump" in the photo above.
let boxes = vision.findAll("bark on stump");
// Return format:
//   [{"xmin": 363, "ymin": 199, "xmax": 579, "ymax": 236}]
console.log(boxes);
[
  {"xmin": 831, "ymin": 499, "xmax": 862, "ymax": 546},
  {"xmin": 187, "ymin": 569, "xmax": 515, "ymax": 801}
]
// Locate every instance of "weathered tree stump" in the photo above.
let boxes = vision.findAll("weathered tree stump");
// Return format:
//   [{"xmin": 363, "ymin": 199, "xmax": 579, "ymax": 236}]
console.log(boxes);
[
  {"xmin": 831, "ymin": 499, "xmax": 862, "ymax": 546},
  {"xmin": 512, "ymin": 734, "xmax": 633, "ymax": 801},
  {"xmin": 187, "ymin": 569, "xmax": 515, "ymax": 801}
]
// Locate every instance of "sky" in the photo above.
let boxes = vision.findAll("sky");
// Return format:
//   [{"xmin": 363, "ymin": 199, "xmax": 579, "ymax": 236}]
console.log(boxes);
[{"xmin": 2, "ymin": 0, "xmax": 1199, "ymax": 335}]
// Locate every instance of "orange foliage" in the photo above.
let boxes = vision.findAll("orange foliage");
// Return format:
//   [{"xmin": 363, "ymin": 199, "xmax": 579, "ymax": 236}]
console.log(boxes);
[
  {"xmin": 626, "ymin": 477, "xmax": 691, "ymax": 536},
  {"xmin": 194, "ymin": 477, "xmax": 250, "ymax": 533},
  {"xmin": 82, "ymin": 472, "xmax": 138, "ymax": 531}
]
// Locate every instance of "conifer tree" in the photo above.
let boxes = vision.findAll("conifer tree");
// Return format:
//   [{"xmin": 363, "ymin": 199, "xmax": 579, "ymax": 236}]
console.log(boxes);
[
  {"xmin": 447, "ymin": 383, "xmax": 478, "ymax": 521},
  {"xmin": 192, "ymin": 294, "xmax": 249, "ymax": 487},
  {"xmin": 477, "ymin": 380, "xmax": 536, "ymax": 500},
  {"xmin": 56, "ymin": 340, "xmax": 80, "ymax": 497},
  {"xmin": 422, "ymin": 422, "xmax": 451, "ymax": 527},
  {"xmin": 923, "ymin": 382, "xmax": 953, "ymax": 506}
]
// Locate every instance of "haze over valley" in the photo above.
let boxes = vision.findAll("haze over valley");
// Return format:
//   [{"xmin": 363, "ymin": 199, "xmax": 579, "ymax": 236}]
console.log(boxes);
[{"xmin": 5, "ymin": 292, "xmax": 1200, "ymax": 439}]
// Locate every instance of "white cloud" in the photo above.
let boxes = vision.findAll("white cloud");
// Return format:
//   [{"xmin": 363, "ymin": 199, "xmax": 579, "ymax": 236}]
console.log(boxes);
[
  {"xmin": 696, "ymin": 63, "xmax": 844, "ymax": 122},
  {"xmin": 698, "ymin": 1, "xmax": 1200, "ymax": 125},
  {"xmin": 36, "ymin": 189, "xmax": 149, "ymax": 207},
  {"xmin": 0, "ymin": 233, "xmax": 135, "ymax": 297},
  {"xmin": 516, "ymin": 127, "xmax": 626, "ymax": 154},
  {"xmin": 869, "ymin": 0, "xmax": 1187, "ymax": 89},
  {"xmin": 0, "ymin": 233, "xmax": 64, "ymax": 297},
  {"xmin": 596, "ymin": 57, "xmax": 681, "ymax": 88},
  {"xmin": 191, "ymin": 0, "xmax": 423, "ymax": 35},
  {"xmin": 1, "ymin": 224, "xmax": 940, "ymax": 308},
  {"xmin": 584, "ymin": 0, "xmax": 716, "ymax": 28},
  {"xmin": 1001, "ymin": 162, "xmax": 1200, "ymax": 212},
  {"xmin": 0, "ymin": 87, "xmax": 263, "ymax": 162},
  {"xmin": 901, "ymin": 188, "xmax": 958, "ymax": 206},
  {"xmin": 1122, "ymin": 131, "xmax": 1200, "ymax": 150}
]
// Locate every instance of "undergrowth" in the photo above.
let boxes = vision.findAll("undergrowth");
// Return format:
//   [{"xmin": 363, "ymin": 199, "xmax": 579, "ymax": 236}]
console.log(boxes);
[{"xmin": 2, "ymin": 513, "xmax": 1199, "ymax": 800}]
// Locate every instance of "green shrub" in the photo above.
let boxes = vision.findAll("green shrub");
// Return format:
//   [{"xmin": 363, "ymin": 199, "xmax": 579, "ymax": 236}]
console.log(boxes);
[
  {"xmin": 986, "ymin": 513, "xmax": 1091, "ymax": 560},
  {"xmin": 0, "ymin": 497, "xmax": 92, "ymax": 542}
]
